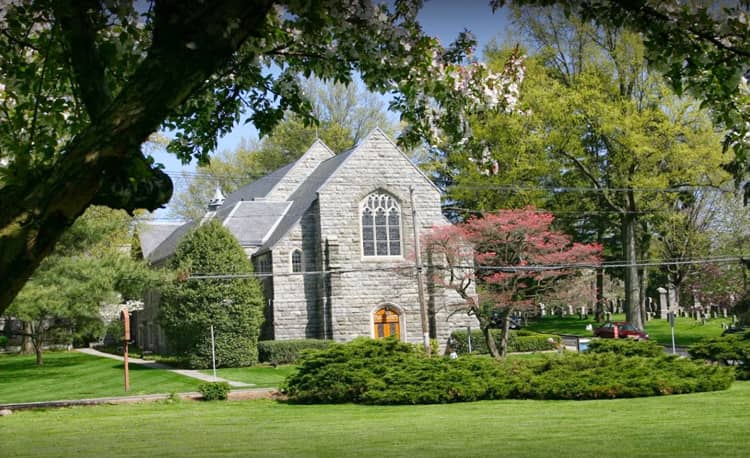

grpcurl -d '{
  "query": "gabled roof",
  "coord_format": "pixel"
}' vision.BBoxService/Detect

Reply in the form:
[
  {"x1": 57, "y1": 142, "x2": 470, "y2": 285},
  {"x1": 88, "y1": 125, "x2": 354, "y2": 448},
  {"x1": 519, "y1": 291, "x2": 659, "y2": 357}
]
[
  {"x1": 221, "y1": 161, "x2": 295, "y2": 208},
  {"x1": 144, "y1": 129, "x2": 437, "y2": 263},
  {"x1": 258, "y1": 147, "x2": 355, "y2": 252}
]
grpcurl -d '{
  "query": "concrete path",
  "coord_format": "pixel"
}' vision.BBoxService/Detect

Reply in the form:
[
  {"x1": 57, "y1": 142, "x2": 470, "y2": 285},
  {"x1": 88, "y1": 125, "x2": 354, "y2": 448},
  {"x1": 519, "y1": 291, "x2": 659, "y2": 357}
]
[{"x1": 76, "y1": 348, "x2": 253, "y2": 387}]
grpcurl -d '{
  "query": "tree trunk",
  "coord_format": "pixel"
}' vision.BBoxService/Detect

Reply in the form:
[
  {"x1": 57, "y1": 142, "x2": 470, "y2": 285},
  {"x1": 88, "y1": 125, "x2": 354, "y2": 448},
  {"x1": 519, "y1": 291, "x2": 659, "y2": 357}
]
[
  {"x1": 21, "y1": 321, "x2": 33, "y2": 354},
  {"x1": 500, "y1": 312, "x2": 512, "y2": 358},
  {"x1": 480, "y1": 316, "x2": 501, "y2": 359},
  {"x1": 0, "y1": 0, "x2": 275, "y2": 316},
  {"x1": 622, "y1": 211, "x2": 643, "y2": 329},
  {"x1": 639, "y1": 266, "x2": 649, "y2": 323},
  {"x1": 35, "y1": 345, "x2": 43, "y2": 366},
  {"x1": 595, "y1": 267, "x2": 605, "y2": 322}
]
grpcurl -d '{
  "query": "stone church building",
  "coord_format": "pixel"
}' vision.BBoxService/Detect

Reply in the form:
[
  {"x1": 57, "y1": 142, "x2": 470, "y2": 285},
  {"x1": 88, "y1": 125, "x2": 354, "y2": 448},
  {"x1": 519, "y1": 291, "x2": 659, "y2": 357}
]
[{"x1": 136, "y1": 129, "x2": 475, "y2": 352}]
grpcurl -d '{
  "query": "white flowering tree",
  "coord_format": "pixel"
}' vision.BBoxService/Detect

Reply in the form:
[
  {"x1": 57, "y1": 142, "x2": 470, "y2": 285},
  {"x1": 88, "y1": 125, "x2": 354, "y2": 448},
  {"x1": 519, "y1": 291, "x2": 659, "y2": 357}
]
[{"x1": 0, "y1": 0, "x2": 525, "y2": 314}]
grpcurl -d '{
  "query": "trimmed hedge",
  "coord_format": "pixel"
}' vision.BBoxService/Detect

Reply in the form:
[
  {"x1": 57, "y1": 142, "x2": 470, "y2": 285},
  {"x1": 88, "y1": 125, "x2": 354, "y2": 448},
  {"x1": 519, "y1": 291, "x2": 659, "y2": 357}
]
[
  {"x1": 450, "y1": 329, "x2": 560, "y2": 354},
  {"x1": 283, "y1": 338, "x2": 734, "y2": 404},
  {"x1": 258, "y1": 339, "x2": 336, "y2": 365},
  {"x1": 689, "y1": 331, "x2": 750, "y2": 379},
  {"x1": 586, "y1": 338, "x2": 665, "y2": 357}
]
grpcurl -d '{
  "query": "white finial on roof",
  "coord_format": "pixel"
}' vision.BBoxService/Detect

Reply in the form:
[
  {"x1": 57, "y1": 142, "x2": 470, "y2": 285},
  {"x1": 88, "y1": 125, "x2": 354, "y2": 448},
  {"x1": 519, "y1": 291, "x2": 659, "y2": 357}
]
[{"x1": 207, "y1": 186, "x2": 225, "y2": 211}]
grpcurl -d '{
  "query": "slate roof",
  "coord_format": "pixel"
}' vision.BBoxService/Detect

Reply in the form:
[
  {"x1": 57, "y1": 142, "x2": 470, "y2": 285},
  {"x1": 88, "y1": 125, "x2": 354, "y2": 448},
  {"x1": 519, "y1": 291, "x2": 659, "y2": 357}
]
[
  {"x1": 221, "y1": 162, "x2": 295, "y2": 207},
  {"x1": 137, "y1": 222, "x2": 183, "y2": 260},
  {"x1": 142, "y1": 130, "x2": 391, "y2": 263},
  {"x1": 223, "y1": 201, "x2": 292, "y2": 246},
  {"x1": 258, "y1": 147, "x2": 354, "y2": 253}
]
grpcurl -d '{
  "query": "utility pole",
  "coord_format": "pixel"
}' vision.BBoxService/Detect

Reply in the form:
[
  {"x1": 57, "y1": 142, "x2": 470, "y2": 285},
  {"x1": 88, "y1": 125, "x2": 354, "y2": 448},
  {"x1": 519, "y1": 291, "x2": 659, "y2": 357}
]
[{"x1": 410, "y1": 186, "x2": 431, "y2": 356}]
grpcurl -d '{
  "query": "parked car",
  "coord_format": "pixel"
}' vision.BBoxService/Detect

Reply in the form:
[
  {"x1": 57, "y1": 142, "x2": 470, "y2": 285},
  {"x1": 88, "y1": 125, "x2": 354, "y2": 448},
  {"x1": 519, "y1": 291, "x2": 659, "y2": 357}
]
[
  {"x1": 490, "y1": 312, "x2": 522, "y2": 330},
  {"x1": 593, "y1": 321, "x2": 649, "y2": 340}
]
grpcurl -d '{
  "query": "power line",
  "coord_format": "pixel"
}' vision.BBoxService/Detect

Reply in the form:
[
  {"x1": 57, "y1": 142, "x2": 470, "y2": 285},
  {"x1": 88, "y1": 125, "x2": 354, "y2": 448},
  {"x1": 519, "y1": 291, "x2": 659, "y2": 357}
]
[{"x1": 185, "y1": 254, "x2": 749, "y2": 280}]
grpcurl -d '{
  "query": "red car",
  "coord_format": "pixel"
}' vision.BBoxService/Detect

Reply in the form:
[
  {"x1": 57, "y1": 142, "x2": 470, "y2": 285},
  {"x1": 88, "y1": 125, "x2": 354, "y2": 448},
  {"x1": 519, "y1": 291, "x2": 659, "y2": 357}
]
[{"x1": 593, "y1": 321, "x2": 649, "y2": 340}]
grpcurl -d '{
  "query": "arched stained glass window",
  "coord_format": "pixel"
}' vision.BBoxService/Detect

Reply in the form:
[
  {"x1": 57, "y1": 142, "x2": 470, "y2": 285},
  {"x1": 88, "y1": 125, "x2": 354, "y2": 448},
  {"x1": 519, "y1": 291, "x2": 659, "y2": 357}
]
[{"x1": 361, "y1": 192, "x2": 401, "y2": 257}]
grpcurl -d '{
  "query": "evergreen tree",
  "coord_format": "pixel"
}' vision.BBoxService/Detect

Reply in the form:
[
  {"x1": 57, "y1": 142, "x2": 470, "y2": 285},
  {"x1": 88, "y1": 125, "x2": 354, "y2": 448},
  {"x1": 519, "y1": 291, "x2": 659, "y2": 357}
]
[{"x1": 159, "y1": 220, "x2": 264, "y2": 368}]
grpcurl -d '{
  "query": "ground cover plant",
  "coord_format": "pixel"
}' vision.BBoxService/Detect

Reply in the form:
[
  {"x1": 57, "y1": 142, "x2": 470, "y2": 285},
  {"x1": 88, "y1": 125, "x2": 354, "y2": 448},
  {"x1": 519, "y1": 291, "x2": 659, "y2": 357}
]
[
  {"x1": 2, "y1": 382, "x2": 750, "y2": 457},
  {"x1": 524, "y1": 314, "x2": 724, "y2": 346},
  {"x1": 585, "y1": 339, "x2": 665, "y2": 357},
  {"x1": 689, "y1": 331, "x2": 750, "y2": 380},
  {"x1": 0, "y1": 352, "x2": 201, "y2": 404},
  {"x1": 283, "y1": 338, "x2": 733, "y2": 404}
]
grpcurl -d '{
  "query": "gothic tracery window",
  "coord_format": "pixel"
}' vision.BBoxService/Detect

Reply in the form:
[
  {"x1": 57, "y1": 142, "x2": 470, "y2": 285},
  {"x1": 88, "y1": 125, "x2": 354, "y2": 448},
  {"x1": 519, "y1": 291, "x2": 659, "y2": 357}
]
[{"x1": 361, "y1": 191, "x2": 401, "y2": 257}]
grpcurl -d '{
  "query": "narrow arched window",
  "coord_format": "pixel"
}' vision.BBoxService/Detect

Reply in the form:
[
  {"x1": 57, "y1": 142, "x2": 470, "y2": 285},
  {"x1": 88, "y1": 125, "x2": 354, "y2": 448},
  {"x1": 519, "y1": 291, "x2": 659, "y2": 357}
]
[
  {"x1": 291, "y1": 249, "x2": 303, "y2": 273},
  {"x1": 361, "y1": 191, "x2": 401, "y2": 257}
]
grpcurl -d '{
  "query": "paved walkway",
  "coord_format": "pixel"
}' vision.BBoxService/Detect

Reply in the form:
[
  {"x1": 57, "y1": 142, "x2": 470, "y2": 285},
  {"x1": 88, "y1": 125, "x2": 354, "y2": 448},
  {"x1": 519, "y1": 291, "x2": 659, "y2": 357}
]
[{"x1": 76, "y1": 348, "x2": 253, "y2": 387}]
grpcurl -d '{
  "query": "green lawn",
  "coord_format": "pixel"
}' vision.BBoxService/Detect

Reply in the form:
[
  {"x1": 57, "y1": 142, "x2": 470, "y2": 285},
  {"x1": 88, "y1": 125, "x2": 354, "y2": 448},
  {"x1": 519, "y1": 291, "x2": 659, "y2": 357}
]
[
  {"x1": 524, "y1": 314, "x2": 725, "y2": 346},
  {"x1": 0, "y1": 352, "x2": 202, "y2": 404},
  {"x1": 200, "y1": 365, "x2": 297, "y2": 388},
  {"x1": 1, "y1": 382, "x2": 749, "y2": 457}
]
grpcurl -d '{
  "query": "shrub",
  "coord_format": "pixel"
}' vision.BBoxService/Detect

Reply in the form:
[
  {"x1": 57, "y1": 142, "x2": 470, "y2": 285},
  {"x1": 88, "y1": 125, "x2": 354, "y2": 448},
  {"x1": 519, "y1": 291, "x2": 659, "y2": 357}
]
[
  {"x1": 199, "y1": 382, "x2": 231, "y2": 401},
  {"x1": 586, "y1": 338, "x2": 664, "y2": 357},
  {"x1": 283, "y1": 338, "x2": 733, "y2": 404},
  {"x1": 0, "y1": 335, "x2": 7, "y2": 348},
  {"x1": 689, "y1": 332, "x2": 750, "y2": 379},
  {"x1": 258, "y1": 339, "x2": 336, "y2": 364},
  {"x1": 159, "y1": 220, "x2": 264, "y2": 369},
  {"x1": 450, "y1": 329, "x2": 560, "y2": 354}
]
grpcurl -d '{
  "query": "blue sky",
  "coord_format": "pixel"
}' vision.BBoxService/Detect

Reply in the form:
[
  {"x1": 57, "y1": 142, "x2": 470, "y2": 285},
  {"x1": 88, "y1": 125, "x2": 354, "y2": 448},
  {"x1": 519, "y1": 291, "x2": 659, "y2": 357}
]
[{"x1": 152, "y1": 1, "x2": 514, "y2": 211}]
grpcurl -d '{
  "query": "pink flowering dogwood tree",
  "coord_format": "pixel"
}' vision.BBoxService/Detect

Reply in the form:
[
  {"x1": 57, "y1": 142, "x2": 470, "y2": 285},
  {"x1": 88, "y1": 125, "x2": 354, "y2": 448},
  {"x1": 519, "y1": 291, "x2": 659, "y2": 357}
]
[{"x1": 424, "y1": 207, "x2": 601, "y2": 358}]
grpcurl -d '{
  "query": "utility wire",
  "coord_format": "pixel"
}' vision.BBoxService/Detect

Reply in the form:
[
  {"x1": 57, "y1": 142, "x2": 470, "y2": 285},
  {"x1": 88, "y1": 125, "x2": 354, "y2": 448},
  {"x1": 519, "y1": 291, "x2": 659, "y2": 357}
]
[{"x1": 185, "y1": 254, "x2": 750, "y2": 280}]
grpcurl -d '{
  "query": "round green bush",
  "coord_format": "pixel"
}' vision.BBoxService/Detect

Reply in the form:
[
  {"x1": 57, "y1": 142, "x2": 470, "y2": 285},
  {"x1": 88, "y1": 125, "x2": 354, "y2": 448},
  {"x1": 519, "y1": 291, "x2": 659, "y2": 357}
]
[{"x1": 199, "y1": 382, "x2": 231, "y2": 401}]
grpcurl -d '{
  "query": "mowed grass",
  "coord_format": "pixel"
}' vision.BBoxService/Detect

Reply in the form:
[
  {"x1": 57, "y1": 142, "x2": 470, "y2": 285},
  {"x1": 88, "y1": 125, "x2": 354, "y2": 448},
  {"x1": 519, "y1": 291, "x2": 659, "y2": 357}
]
[
  {"x1": 0, "y1": 352, "x2": 202, "y2": 404},
  {"x1": 200, "y1": 365, "x2": 297, "y2": 388},
  {"x1": 1, "y1": 382, "x2": 749, "y2": 457},
  {"x1": 524, "y1": 314, "x2": 725, "y2": 346}
]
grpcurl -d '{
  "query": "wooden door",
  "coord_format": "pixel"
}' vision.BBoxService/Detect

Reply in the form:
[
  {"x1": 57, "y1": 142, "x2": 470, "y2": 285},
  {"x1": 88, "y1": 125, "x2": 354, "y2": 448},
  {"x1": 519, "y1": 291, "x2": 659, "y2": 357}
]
[{"x1": 374, "y1": 307, "x2": 400, "y2": 339}]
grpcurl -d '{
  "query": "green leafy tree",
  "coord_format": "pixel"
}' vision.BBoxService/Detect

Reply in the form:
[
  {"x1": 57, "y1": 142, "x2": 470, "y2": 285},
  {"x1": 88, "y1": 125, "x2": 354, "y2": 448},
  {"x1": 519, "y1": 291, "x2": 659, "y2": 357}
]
[
  {"x1": 6, "y1": 207, "x2": 159, "y2": 365},
  {"x1": 496, "y1": 0, "x2": 750, "y2": 188},
  {"x1": 441, "y1": 11, "x2": 728, "y2": 329},
  {"x1": 159, "y1": 220, "x2": 264, "y2": 368},
  {"x1": 0, "y1": 0, "x2": 524, "y2": 315}
]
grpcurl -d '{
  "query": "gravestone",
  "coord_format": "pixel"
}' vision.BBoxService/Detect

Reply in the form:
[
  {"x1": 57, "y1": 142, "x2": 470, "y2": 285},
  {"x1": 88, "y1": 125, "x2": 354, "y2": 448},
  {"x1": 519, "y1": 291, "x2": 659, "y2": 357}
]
[{"x1": 657, "y1": 287, "x2": 668, "y2": 319}]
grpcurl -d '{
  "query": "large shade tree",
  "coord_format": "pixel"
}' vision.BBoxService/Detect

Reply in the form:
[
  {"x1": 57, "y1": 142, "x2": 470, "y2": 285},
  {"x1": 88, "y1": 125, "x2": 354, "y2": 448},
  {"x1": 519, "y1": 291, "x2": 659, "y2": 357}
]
[
  {"x1": 0, "y1": 0, "x2": 524, "y2": 315},
  {"x1": 423, "y1": 207, "x2": 601, "y2": 358},
  {"x1": 436, "y1": 9, "x2": 728, "y2": 330},
  {"x1": 496, "y1": 0, "x2": 750, "y2": 189}
]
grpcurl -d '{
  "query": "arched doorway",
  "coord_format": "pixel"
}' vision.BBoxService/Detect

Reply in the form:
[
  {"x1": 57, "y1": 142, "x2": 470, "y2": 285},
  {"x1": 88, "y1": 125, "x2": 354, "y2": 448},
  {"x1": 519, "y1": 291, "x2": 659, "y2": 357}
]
[{"x1": 373, "y1": 305, "x2": 401, "y2": 339}]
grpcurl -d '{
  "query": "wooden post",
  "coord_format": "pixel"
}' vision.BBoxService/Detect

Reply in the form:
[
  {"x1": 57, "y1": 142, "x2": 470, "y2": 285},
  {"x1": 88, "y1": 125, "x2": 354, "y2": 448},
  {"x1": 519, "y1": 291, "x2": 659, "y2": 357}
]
[{"x1": 121, "y1": 309, "x2": 130, "y2": 392}]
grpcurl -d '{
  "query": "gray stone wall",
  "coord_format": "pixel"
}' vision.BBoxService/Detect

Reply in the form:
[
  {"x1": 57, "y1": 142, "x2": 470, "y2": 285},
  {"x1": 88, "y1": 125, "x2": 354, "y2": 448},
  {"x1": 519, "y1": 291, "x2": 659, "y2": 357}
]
[
  {"x1": 316, "y1": 131, "x2": 476, "y2": 347},
  {"x1": 270, "y1": 200, "x2": 325, "y2": 340},
  {"x1": 267, "y1": 141, "x2": 334, "y2": 201}
]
